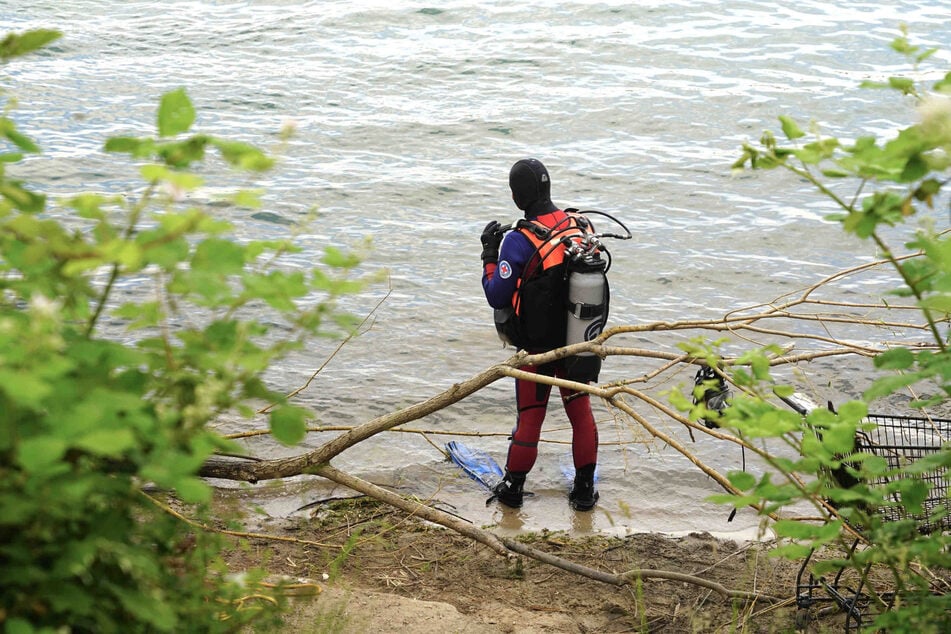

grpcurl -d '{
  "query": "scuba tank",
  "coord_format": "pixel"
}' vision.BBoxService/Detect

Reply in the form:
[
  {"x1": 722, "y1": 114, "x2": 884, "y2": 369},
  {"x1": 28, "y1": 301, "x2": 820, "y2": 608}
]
[
  {"x1": 563, "y1": 236, "x2": 608, "y2": 383},
  {"x1": 489, "y1": 209, "x2": 628, "y2": 383}
]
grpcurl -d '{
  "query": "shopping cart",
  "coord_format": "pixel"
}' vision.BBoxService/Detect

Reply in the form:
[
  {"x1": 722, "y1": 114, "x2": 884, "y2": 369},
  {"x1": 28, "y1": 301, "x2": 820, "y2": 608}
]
[{"x1": 790, "y1": 407, "x2": 951, "y2": 631}]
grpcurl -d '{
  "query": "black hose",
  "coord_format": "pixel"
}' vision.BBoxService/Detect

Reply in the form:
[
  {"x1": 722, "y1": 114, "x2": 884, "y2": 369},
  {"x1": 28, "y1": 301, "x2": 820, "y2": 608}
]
[{"x1": 576, "y1": 209, "x2": 633, "y2": 241}]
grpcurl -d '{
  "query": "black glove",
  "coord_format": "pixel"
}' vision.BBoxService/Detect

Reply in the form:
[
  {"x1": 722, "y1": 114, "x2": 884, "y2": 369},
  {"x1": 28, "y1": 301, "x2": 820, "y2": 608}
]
[{"x1": 480, "y1": 220, "x2": 503, "y2": 265}]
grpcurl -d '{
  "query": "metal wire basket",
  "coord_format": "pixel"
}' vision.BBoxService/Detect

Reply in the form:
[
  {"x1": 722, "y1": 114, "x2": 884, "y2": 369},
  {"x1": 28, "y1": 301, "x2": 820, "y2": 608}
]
[
  {"x1": 855, "y1": 413, "x2": 951, "y2": 534},
  {"x1": 796, "y1": 412, "x2": 951, "y2": 631}
]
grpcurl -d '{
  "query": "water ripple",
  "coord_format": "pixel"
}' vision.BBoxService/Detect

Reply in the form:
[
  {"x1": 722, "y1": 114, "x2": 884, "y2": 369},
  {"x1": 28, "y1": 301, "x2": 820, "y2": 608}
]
[{"x1": 6, "y1": 0, "x2": 951, "y2": 535}]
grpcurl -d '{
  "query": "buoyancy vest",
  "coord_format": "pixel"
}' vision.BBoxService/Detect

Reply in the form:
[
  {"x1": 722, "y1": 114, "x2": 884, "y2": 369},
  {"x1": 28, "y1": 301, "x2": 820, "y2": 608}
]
[{"x1": 501, "y1": 209, "x2": 595, "y2": 351}]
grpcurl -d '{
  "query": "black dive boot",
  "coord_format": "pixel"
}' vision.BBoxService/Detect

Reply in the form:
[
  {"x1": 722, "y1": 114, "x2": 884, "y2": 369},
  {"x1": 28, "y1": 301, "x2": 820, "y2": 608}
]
[
  {"x1": 569, "y1": 464, "x2": 599, "y2": 511},
  {"x1": 492, "y1": 471, "x2": 526, "y2": 508}
]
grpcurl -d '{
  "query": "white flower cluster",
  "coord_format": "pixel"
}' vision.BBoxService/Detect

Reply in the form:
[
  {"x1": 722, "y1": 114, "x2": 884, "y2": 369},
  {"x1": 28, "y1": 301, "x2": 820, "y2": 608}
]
[{"x1": 919, "y1": 95, "x2": 951, "y2": 147}]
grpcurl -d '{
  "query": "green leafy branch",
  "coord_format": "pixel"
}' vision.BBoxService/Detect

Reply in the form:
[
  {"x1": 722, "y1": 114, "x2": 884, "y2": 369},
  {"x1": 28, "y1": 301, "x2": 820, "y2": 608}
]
[
  {"x1": 1, "y1": 29, "x2": 375, "y2": 632},
  {"x1": 734, "y1": 30, "x2": 951, "y2": 401},
  {"x1": 718, "y1": 29, "x2": 951, "y2": 631}
]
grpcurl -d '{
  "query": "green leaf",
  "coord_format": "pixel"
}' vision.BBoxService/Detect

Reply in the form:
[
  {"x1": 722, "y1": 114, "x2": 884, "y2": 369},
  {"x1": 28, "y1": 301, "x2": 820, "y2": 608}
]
[
  {"x1": 706, "y1": 493, "x2": 761, "y2": 507},
  {"x1": 241, "y1": 270, "x2": 308, "y2": 311},
  {"x1": 173, "y1": 476, "x2": 211, "y2": 504},
  {"x1": 232, "y1": 189, "x2": 263, "y2": 209},
  {"x1": 113, "y1": 585, "x2": 178, "y2": 630},
  {"x1": 104, "y1": 136, "x2": 157, "y2": 159},
  {"x1": 895, "y1": 479, "x2": 930, "y2": 515},
  {"x1": 163, "y1": 169, "x2": 203, "y2": 192},
  {"x1": 778, "y1": 115, "x2": 805, "y2": 140},
  {"x1": 727, "y1": 470, "x2": 757, "y2": 491},
  {"x1": 836, "y1": 400, "x2": 868, "y2": 423},
  {"x1": 935, "y1": 71, "x2": 951, "y2": 93},
  {"x1": 142, "y1": 236, "x2": 190, "y2": 269},
  {"x1": 913, "y1": 178, "x2": 943, "y2": 202},
  {"x1": 1, "y1": 120, "x2": 40, "y2": 153},
  {"x1": 874, "y1": 348, "x2": 915, "y2": 370},
  {"x1": 750, "y1": 354, "x2": 771, "y2": 380},
  {"x1": 918, "y1": 294, "x2": 951, "y2": 315},
  {"x1": 192, "y1": 238, "x2": 245, "y2": 275},
  {"x1": 821, "y1": 421, "x2": 857, "y2": 455},
  {"x1": 140, "y1": 164, "x2": 171, "y2": 182},
  {"x1": 114, "y1": 301, "x2": 163, "y2": 329},
  {"x1": 0, "y1": 369, "x2": 52, "y2": 408},
  {"x1": 156, "y1": 136, "x2": 209, "y2": 168},
  {"x1": 0, "y1": 494, "x2": 37, "y2": 525},
  {"x1": 773, "y1": 519, "x2": 842, "y2": 543},
  {"x1": 171, "y1": 270, "x2": 233, "y2": 304},
  {"x1": 890, "y1": 33, "x2": 914, "y2": 55},
  {"x1": 0, "y1": 182, "x2": 46, "y2": 213},
  {"x1": 69, "y1": 193, "x2": 107, "y2": 219},
  {"x1": 209, "y1": 138, "x2": 273, "y2": 172},
  {"x1": 270, "y1": 405, "x2": 308, "y2": 445},
  {"x1": 17, "y1": 436, "x2": 68, "y2": 472},
  {"x1": 900, "y1": 155, "x2": 928, "y2": 182},
  {"x1": 887, "y1": 76, "x2": 915, "y2": 94},
  {"x1": 794, "y1": 138, "x2": 840, "y2": 165},
  {"x1": 820, "y1": 167, "x2": 851, "y2": 178},
  {"x1": 105, "y1": 136, "x2": 143, "y2": 153},
  {"x1": 3, "y1": 617, "x2": 36, "y2": 634},
  {"x1": 864, "y1": 372, "x2": 927, "y2": 400},
  {"x1": 904, "y1": 451, "x2": 951, "y2": 475},
  {"x1": 824, "y1": 481, "x2": 877, "y2": 505},
  {"x1": 772, "y1": 519, "x2": 818, "y2": 539},
  {"x1": 772, "y1": 385, "x2": 795, "y2": 398},
  {"x1": 668, "y1": 388, "x2": 692, "y2": 413},
  {"x1": 857, "y1": 454, "x2": 890, "y2": 478},
  {"x1": 0, "y1": 29, "x2": 61, "y2": 60},
  {"x1": 157, "y1": 88, "x2": 195, "y2": 137},
  {"x1": 74, "y1": 429, "x2": 137, "y2": 457},
  {"x1": 321, "y1": 246, "x2": 362, "y2": 269},
  {"x1": 859, "y1": 80, "x2": 891, "y2": 90}
]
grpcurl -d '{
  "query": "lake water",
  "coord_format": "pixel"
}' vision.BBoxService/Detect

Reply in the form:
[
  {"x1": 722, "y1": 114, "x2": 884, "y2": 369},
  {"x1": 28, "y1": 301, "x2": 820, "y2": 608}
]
[{"x1": 4, "y1": 0, "x2": 950, "y2": 539}]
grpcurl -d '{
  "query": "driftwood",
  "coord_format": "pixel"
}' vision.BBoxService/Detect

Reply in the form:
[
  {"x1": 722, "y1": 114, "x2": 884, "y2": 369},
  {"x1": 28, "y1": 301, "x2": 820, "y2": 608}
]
[
  {"x1": 501, "y1": 538, "x2": 783, "y2": 603},
  {"x1": 318, "y1": 465, "x2": 786, "y2": 603},
  {"x1": 190, "y1": 254, "x2": 939, "y2": 603}
]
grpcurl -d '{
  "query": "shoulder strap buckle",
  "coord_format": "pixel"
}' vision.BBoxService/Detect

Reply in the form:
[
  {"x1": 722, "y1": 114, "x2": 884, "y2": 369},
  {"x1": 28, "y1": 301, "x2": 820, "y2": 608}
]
[{"x1": 515, "y1": 218, "x2": 550, "y2": 240}]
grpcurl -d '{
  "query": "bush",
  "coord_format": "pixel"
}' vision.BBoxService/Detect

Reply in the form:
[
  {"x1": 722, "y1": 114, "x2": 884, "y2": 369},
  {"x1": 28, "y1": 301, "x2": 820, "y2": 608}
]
[
  {"x1": 692, "y1": 27, "x2": 951, "y2": 632},
  {"x1": 1, "y1": 30, "x2": 364, "y2": 632}
]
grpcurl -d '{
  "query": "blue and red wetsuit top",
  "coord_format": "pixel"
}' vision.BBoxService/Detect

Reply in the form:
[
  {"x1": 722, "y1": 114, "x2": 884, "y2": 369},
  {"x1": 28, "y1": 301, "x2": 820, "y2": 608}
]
[{"x1": 482, "y1": 209, "x2": 580, "y2": 312}]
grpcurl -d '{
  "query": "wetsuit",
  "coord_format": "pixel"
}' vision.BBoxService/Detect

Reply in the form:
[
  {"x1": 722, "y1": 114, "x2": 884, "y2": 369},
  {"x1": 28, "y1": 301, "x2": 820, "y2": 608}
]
[{"x1": 482, "y1": 200, "x2": 599, "y2": 475}]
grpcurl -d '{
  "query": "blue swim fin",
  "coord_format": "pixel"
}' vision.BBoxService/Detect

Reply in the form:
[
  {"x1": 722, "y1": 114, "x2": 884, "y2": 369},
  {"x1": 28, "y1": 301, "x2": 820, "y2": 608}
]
[{"x1": 445, "y1": 441, "x2": 503, "y2": 491}]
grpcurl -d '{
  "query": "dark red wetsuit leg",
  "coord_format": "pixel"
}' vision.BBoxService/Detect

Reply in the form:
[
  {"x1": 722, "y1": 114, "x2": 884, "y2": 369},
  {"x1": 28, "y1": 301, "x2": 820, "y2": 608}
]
[
  {"x1": 560, "y1": 385, "x2": 599, "y2": 469},
  {"x1": 505, "y1": 364, "x2": 552, "y2": 473},
  {"x1": 505, "y1": 363, "x2": 599, "y2": 473},
  {"x1": 553, "y1": 363, "x2": 598, "y2": 468}
]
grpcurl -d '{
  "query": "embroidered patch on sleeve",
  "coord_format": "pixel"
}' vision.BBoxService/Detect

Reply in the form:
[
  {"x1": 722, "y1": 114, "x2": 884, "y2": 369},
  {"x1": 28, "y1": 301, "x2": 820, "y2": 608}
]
[{"x1": 498, "y1": 261, "x2": 512, "y2": 279}]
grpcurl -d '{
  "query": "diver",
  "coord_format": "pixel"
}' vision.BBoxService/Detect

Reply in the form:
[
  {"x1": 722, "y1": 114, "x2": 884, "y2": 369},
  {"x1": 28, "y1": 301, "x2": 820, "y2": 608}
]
[{"x1": 480, "y1": 158, "x2": 600, "y2": 512}]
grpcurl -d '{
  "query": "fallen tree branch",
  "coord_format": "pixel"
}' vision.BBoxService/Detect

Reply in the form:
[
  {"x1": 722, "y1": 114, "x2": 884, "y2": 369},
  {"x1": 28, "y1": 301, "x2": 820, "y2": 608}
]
[
  {"x1": 143, "y1": 490, "x2": 337, "y2": 549},
  {"x1": 199, "y1": 358, "x2": 521, "y2": 482},
  {"x1": 191, "y1": 463, "x2": 787, "y2": 605},
  {"x1": 500, "y1": 538, "x2": 784, "y2": 604},
  {"x1": 187, "y1": 251, "x2": 940, "y2": 619},
  {"x1": 310, "y1": 464, "x2": 515, "y2": 560}
]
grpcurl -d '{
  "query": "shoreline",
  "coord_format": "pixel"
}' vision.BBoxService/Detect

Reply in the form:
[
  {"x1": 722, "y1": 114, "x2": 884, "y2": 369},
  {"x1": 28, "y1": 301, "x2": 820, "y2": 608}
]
[{"x1": 218, "y1": 494, "x2": 818, "y2": 633}]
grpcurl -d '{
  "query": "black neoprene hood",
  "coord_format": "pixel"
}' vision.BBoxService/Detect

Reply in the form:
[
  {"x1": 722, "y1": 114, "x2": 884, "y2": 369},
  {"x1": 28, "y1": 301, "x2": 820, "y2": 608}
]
[{"x1": 509, "y1": 158, "x2": 558, "y2": 218}]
